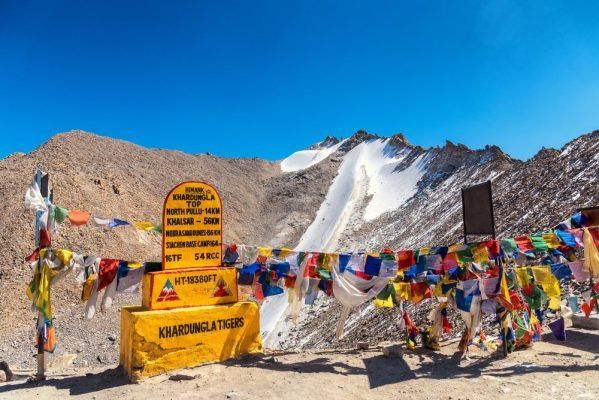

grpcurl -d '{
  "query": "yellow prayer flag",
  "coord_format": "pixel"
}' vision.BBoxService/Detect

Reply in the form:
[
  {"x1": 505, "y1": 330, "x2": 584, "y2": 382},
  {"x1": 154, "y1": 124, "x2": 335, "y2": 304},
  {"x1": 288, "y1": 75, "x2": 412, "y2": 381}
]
[
  {"x1": 542, "y1": 232, "x2": 561, "y2": 249},
  {"x1": 55, "y1": 249, "x2": 73, "y2": 266},
  {"x1": 322, "y1": 253, "x2": 338, "y2": 271},
  {"x1": 28, "y1": 261, "x2": 58, "y2": 320},
  {"x1": 374, "y1": 293, "x2": 394, "y2": 308},
  {"x1": 258, "y1": 247, "x2": 272, "y2": 258},
  {"x1": 514, "y1": 267, "x2": 530, "y2": 288},
  {"x1": 548, "y1": 296, "x2": 561, "y2": 311},
  {"x1": 500, "y1": 272, "x2": 510, "y2": 303},
  {"x1": 448, "y1": 243, "x2": 462, "y2": 253},
  {"x1": 393, "y1": 282, "x2": 411, "y2": 301},
  {"x1": 472, "y1": 245, "x2": 489, "y2": 264},
  {"x1": 278, "y1": 247, "x2": 293, "y2": 258},
  {"x1": 133, "y1": 221, "x2": 156, "y2": 231},
  {"x1": 531, "y1": 266, "x2": 561, "y2": 298},
  {"x1": 583, "y1": 228, "x2": 599, "y2": 277}
]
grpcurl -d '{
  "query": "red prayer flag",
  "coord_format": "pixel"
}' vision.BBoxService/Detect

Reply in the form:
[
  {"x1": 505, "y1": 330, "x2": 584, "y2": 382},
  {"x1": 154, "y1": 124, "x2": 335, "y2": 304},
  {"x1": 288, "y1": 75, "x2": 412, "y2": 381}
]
[
  {"x1": 253, "y1": 281, "x2": 265, "y2": 300},
  {"x1": 284, "y1": 275, "x2": 296, "y2": 289},
  {"x1": 521, "y1": 284, "x2": 534, "y2": 297},
  {"x1": 581, "y1": 299, "x2": 597, "y2": 317},
  {"x1": 484, "y1": 240, "x2": 500, "y2": 258},
  {"x1": 589, "y1": 227, "x2": 599, "y2": 247},
  {"x1": 442, "y1": 315, "x2": 452, "y2": 334},
  {"x1": 410, "y1": 282, "x2": 431, "y2": 304},
  {"x1": 442, "y1": 252, "x2": 458, "y2": 272},
  {"x1": 304, "y1": 254, "x2": 319, "y2": 278},
  {"x1": 396, "y1": 250, "x2": 415, "y2": 270},
  {"x1": 39, "y1": 229, "x2": 51, "y2": 248},
  {"x1": 97, "y1": 259, "x2": 119, "y2": 291},
  {"x1": 509, "y1": 291, "x2": 522, "y2": 310},
  {"x1": 25, "y1": 247, "x2": 41, "y2": 262},
  {"x1": 514, "y1": 235, "x2": 534, "y2": 252}
]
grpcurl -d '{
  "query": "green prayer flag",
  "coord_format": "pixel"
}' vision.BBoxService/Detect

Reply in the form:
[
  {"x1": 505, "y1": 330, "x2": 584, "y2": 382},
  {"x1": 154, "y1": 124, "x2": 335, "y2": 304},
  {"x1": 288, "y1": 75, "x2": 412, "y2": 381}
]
[
  {"x1": 456, "y1": 248, "x2": 473, "y2": 263},
  {"x1": 530, "y1": 235, "x2": 549, "y2": 251},
  {"x1": 52, "y1": 205, "x2": 69, "y2": 224},
  {"x1": 317, "y1": 252, "x2": 325, "y2": 267},
  {"x1": 298, "y1": 252, "x2": 307, "y2": 266},
  {"x1": 525, "y1": 285, "x2": 544, "y2": 310},
  {"x1": 316, "y1": 267, "x2": 331, "y2": 280},
  {"x1": 376, "y1": 283, "x2": 393, "y2": 300},
  {"x1": 500, "y1": 238, "x2": 518, "y2": 254}
]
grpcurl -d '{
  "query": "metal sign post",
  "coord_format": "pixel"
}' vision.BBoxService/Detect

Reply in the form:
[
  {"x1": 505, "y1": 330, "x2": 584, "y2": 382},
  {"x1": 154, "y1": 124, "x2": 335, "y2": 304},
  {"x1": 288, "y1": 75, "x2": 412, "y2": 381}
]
[
  {"x1": 460, "y1": 181, "x2": 503, "y2": 356},
  {"x1": 461, "y1": 180, "x2": 496, "y2": 243}
]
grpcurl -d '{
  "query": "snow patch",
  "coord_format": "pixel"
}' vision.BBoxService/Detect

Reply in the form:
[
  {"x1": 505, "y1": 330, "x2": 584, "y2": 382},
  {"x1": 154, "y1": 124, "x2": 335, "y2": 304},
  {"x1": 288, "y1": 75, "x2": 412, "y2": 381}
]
[
  {"x1": 295, "y1": 139, "x2": 425, "y2": 250},
  {"x1": 363, "y1": 151, "x2": 426, "y2": 221},
  {"x1": 280, "y1": 139, "x2": 346, "y2": 172},
  {"x1": 260, "y1": 292, "x2": 290, "y2": 347}
]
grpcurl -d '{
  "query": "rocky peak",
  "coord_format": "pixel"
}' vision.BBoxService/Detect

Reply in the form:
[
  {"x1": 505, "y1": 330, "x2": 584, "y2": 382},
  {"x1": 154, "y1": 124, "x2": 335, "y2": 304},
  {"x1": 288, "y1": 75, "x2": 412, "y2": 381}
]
[
  {"x1": 531, "y1": 147, "x2": 560, "y2": 162},
  {"x1": 308, "y1": 135, "x2": 341, "y2": 150},
  {"x1": 320, "y1": 136, "x2": 340, "y2": 148},
  {"x1": 480, "y1": 144, "x2": 516, "y2": 168},
  {"x1": 338, "y1": 130, "x2": 380, "y2": 152},
  {"x1": 432, "y1": 140, "x2": 474, "y2": 161},
  {"x1": 443, "y1": 139, "x2": 470, "y2": 151},
  {"x1": 388, "y1": 133, "x2": 412, "y2": 149},
  {"x1": 418, "y1": 140, "x2": 514, "y2": 188}
]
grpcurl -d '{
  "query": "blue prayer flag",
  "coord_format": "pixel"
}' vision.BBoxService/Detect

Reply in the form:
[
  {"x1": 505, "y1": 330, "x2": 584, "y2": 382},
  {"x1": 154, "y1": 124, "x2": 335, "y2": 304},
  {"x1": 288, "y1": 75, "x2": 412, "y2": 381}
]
[
  {"x1": 109, "y1": 219, "x2": 130, "y2": 228},
  {"x1": 338, "y1": 254, "x2": 350, "y2": 273},
  {"x1": 455, "y1": 288, "x2": 473, "y2": 312},
  {"x1": 551, "y1": 263, "x2": 572, "y2": 280},
  {"x1": 364, "y1": 255, "x2": 382, "y2": 276}
]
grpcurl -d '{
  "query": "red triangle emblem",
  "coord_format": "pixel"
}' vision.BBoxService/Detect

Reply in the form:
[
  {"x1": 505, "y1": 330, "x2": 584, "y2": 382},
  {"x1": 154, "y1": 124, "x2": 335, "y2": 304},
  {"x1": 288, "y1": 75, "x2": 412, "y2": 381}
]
[
  {"x1": 157, "y1": 278, "x2": 180, "y2": 302},
  {"x1": 213, "y1": 276, "x2": 231, "y2": 297}
]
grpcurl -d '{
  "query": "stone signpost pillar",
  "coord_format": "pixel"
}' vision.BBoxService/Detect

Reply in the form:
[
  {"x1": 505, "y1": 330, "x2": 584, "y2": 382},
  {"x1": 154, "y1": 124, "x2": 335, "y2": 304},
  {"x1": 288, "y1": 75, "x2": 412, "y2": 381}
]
[{"x1": 120, "y1": 182, "x2": 262, "y2": 381}]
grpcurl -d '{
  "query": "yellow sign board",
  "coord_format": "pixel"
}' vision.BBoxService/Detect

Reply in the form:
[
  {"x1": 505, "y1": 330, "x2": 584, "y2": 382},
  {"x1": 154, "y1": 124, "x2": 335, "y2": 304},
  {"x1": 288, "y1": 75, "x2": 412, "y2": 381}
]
[
  {"x1": 120, "y1": 302, "x2": 262, "y2": 381},
  {"x1": 142, "y1": 267, "x2": 238, "y2": 310},
  {"x1": 162, "y1": 182, "x2": 222, "y2": 270}
]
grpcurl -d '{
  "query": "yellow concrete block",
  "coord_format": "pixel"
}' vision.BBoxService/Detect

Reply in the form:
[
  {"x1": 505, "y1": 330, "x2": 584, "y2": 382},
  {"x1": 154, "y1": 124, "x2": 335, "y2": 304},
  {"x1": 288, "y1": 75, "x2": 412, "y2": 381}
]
[
  {"x1": 120, "y1": 302, "x2": 262, "y2": 381},
  {"x1": 142, "y1": 267, "x2": 238, "y2": 310}
]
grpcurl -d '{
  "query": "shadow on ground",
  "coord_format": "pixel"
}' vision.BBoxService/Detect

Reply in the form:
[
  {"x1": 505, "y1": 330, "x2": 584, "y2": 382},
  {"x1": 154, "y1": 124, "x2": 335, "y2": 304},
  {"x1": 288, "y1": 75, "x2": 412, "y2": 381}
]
[
  {"x1": 226, "y1": 328, "x2": 599, "y2": 389},
  {"x1": 1, "y1": 329, "x2": 597, "y2": 393},
  {"x1": 0, "y1": 367, "x2": 130, "y2": 396},
  {"x1": 541, "y1": 329, "x2": 599, "y2": 355}
]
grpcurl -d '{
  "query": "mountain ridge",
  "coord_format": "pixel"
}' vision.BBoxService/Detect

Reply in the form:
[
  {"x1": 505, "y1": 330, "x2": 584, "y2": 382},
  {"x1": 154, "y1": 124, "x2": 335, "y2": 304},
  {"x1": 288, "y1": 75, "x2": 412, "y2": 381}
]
[{"x1": 0, "y1": 128, "x2": 597, "y2": 365}]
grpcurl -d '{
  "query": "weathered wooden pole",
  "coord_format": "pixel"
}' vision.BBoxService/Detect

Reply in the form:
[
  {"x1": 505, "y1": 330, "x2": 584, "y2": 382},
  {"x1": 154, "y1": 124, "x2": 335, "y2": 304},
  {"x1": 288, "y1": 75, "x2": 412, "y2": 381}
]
[{"x1": 34, "y1": 169, "x2": 50, "y2": 380}]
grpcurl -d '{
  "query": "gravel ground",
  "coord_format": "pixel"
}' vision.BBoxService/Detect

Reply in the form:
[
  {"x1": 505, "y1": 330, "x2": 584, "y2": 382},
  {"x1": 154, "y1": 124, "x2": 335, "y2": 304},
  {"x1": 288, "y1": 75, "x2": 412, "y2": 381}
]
[{"x1": 2, "y1": 328, "x2": 598, "y2": 400}]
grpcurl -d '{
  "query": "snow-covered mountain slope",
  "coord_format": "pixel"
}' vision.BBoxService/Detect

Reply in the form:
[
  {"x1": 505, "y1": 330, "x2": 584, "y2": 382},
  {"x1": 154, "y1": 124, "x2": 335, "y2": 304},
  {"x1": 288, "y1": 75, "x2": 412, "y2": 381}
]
[
  {"x1": 295, "y1": 138, "x2": 426, "y2": 251},
  {"x1": 280, "y1": 137, "x2": 347, "y2": 172},
  {"x1": 261, "y1": 128, "x2": 599, "y2": 263},
  {"x1": 281, "y1": 129, "x2": 598, "y2": 254}
]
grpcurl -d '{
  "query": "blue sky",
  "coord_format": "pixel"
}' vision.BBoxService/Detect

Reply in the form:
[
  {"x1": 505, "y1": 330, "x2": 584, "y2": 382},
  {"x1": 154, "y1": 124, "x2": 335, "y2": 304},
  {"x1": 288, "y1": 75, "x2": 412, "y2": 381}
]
[{"x1": 1, "y1": 1, "x2": 598, "y2": 160}]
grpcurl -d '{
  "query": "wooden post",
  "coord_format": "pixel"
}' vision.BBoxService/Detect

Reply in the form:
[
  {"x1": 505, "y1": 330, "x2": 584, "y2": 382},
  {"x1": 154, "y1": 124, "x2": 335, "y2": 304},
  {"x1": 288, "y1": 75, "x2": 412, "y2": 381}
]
[{"x1": 34, "y1": 169, "x2": 49, "y2": 380}]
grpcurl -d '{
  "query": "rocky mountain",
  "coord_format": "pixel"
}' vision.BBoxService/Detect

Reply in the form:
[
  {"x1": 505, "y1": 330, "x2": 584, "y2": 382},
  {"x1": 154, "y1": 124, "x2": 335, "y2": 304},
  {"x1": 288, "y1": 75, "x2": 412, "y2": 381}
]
[
  {"x1": 270, "y1": 129, "x2": 599, "y2": 349},
  {"x1": 0, "y1": 129, "x2": 597, "y2": 366}
]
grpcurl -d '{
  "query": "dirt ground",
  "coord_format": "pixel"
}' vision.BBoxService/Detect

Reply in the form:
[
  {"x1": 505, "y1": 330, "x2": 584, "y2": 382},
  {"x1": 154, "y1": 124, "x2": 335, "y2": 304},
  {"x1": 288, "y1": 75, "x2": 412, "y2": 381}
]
[{"x1": 1, "y1": 328, "x2": 598, "y2": 400}]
